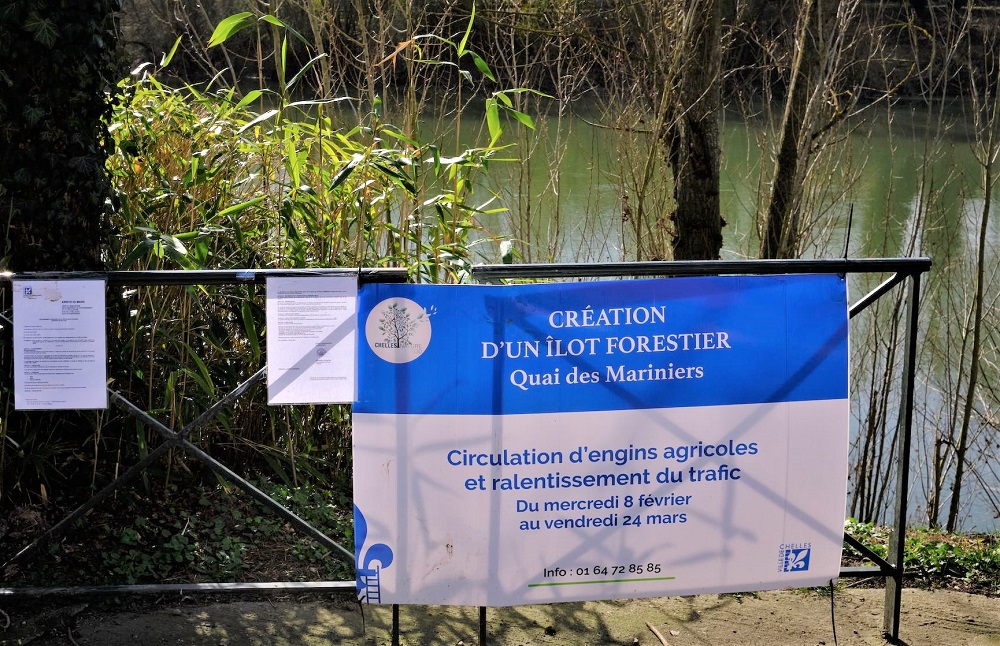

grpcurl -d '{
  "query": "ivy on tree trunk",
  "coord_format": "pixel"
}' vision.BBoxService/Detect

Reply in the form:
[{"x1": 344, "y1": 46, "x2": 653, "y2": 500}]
[
  {"x1": 0, "y1": 0, "x2": 121, "y2": 271},
  {"x1": 0, "y1": 0, "x2": 121, "y2": 509}
]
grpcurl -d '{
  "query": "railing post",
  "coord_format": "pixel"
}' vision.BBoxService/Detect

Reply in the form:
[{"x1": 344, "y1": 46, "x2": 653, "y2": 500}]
[
  {"x1": 883, "y1": 272, "x2": 920, "y2": 641},
  {"x1": 392, "y1": 604, "x2": 400, "y2": 646}
]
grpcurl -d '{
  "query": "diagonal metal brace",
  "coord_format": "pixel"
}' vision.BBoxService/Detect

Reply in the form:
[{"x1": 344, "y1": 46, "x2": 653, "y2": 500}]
[
  {"x1": 849, "y1": 272, "x2": 907, "y2": 319},
  {"x1": 3, "y1": 366, "x2": 354, "y2": 572},
  {"x1": 2, "y1": 440, "x2": 175, "y2": 572},
  {"x1": 842, "y1": 532, "x2": 896, "y2": 575},
  {"x1": 180, "y1": 440, "x2": 354, "y2": 563}
]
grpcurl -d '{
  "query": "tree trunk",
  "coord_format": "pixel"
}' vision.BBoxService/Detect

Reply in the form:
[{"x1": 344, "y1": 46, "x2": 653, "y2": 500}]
[
  {"x1": 0, "y1": 0, "x2": 120, "y2": 271},
  {"x1": 760, "y1": 0, "x2": 839, "y2": 259},
  {"x1": 947, "y1": 93, "x2": 996, "y2": 533},
  {"x1": 662, "y1": 0, "x2": 723, "y2": 261},
  {"x1": 0, "y1": 0, "x2": 121, "y2": 508}
]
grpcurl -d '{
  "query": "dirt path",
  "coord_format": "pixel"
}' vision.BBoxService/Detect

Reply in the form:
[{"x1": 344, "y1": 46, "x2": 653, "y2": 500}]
[{"x1": 3, "y1": 587, "x2": 998, "y2": 645}]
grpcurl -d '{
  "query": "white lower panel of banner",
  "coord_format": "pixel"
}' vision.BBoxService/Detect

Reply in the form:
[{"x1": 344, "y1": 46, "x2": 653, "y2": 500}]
[{"x1": 353, "y1": 398, "x2": 848, "y2": 607}]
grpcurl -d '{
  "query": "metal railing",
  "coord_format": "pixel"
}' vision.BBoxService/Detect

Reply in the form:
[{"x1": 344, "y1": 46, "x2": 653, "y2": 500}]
[
  {"x1": 0, "y1": 268, "x2": 404, "y2": 593},
  {"x1": 0, "y1": 258, "x2": 931, "y2": 645}
]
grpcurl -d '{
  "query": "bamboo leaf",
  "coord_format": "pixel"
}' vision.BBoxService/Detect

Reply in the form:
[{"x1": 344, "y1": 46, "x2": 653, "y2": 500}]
[
  {"x1": 429, "y1": 145, "x2": 442, "y2": 174},
  {"x1": 208, "y1": 12, "x2": 254, "y2": 48},
  {"x1": 418, "y1": 33, "x2": 456, "y2": 49},
  {"x1": 237, "y1": 108, "x2": 280, "y2": 134},
  {"x1": 217, "y1": 195, "x2": 267, "y2": 217},
  {"x1": 181, "y1": 156, "x2": 200, "y2": 186},
  {"x1": 378, "y1": 127, "x2": 420, "y2": 147},
  {"x1": 486, "y1": 98, "x2": 501, "y2": 144},
  {"x1": 160, "y1": 233, "x2": 202, "y2": 269},
  {"x1": 161, "y1": 36, "x2": 182, "y2": 67},
  {"x1": 118, "y1": 240, "x2": 154, "y2": 270},
  {"x1": 166, "y1": 370, "x2": 177, "y2": 406},
  {"x1": 160, "y1": 232, "x2": 188, "y2": 255},
  {"x1": 179, "y1": 366, "x2": 214, "y2": 398},
  {"x1": 130, "y1": 61, "x2": 153, "y2": 77},
  {"x1": 234, "y1": 89, "x2": 264, "y2": 110},
  {"x1": 241, "y1": 301, "x2": 261, "y2": 363},
  {"x1": 286, "y1": 96, "x2": 353, "y2": 109},
  {"x1": 181, "y1": 342, "x2": 215, "y2": 397},
  {"x1": 510, "y1": 109, "x2": 535, "y2": 130},
  {"x1": 378, "y1": 40, "x2": 413, "y2": 67},
  {"x1": 498, "y1": 87, "x2": 553, "y2": 99},
  {"x1": 469, "y1": 52, "x2": 496, "y2": 82},
  {"x1": 287, "y1": 54, "x2": 327, "y2": 93},
  {"x1": 285, "y1": 136, "x2": 301, "y2": 188},
  {"x1": 280, "y1": 35, "x2": 288, "y2": 88},
  {"x1": 259, "y1": 14, "x2": 310, "y2": 46},
  {"x1": 329, "y1": 156, "x2": 361, "y2": 191},
  {"x1": 457, "y1": 3, "x2": 476, "y2": 57}
]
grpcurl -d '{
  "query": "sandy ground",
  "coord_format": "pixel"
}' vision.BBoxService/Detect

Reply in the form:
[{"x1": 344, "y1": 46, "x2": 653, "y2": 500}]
[{"x1": 2, "y1": 587, "x2": 998, "y2": 646}]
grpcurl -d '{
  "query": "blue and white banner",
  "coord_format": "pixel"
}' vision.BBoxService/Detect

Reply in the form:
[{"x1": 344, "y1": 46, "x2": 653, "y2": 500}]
[{"x1": 353, "y1": 275, "x2": 849, "y2": 606}]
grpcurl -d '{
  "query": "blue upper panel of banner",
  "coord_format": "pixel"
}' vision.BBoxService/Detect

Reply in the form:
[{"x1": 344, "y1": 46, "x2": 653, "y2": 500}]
[{"x1": 355, "y1": 275, "x2": 848, "y2": 415}]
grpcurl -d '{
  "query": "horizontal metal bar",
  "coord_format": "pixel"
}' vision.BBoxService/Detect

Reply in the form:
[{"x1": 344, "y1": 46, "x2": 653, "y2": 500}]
[
  {"x1": 838, "y1": 566, "x2": 887, "y2": 578},
  {"x1": 0, "y1": 581, "x2": 355, "y2": 598},
  {"x1": 472, "y1": 258, "x2": 932, "y2": 281},
  {"x1": 0, "y1": 267, "x2": 408, "y2": 286}
]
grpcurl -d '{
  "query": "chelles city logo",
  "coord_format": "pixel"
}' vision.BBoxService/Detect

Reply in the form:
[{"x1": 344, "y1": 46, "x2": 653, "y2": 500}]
[{"x1": 365, "y1": 297, "x2": 432, "y2": 363}]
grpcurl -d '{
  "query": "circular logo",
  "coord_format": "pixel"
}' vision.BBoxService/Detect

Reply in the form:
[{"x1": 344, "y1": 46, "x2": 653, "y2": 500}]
[{"x1": 365, "y1": 297, "x2": 432, "y2": 363}]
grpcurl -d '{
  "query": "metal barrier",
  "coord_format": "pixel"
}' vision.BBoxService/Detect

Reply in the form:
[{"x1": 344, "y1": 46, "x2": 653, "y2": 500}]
[
  {"x1": 0, "y1": 258, "x2": 931, "y2": 645},
  {"x1": 0, "y1": 268, "x2": 403, "y2": 595}
]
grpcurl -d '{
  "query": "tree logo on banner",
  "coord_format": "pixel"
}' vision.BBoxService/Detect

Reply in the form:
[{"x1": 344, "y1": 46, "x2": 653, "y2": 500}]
[{"x1": 365, "y1": 297, "x2": 432, "y2": 363}]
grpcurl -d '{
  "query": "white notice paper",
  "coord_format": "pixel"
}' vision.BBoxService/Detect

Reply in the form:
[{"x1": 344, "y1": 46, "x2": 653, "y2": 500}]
[
  {"x1": 14, "y1": 280, "x2": 108, "y2": 410},
  {"x1": 266, "y1": 275, "x2": 358, "y2": 404}
]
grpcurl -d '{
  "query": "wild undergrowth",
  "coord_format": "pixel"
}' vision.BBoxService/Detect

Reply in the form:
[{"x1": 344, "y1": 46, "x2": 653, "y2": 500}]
[
  {"x1": 843, "y1": 519, "x2": 999, "y2": 596},
  {"x1": 2, "y1": 8, "x2": 533, "y2": 515},
  {"x1": 5, "y1": 504, "x2": 997, "y2": 593},
  {"x1": 3, "y1": 478, "x2": 356, "y2": 586}
]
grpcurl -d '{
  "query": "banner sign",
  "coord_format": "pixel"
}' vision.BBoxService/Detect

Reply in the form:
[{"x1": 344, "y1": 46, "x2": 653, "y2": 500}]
[{"x1": 353, "y1": 275, "x2": 849, "y2": 606}]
